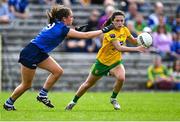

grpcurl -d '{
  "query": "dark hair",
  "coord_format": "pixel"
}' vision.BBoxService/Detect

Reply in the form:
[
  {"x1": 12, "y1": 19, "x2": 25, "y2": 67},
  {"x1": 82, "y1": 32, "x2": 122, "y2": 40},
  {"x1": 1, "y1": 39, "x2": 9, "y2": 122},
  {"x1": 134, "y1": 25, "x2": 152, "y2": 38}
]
[
  {"x1": 47, "y1": 5, "x2": 71, "y2": 24},
  {"x1": 173, "y1": 60, "x2": 180, "y2": 72},
  {"x1": 104, "y1": 10, "x2": 125, "y2": 27},
  {"x1": 157, "y1": 25, "x2": 167, "y2": 34}
]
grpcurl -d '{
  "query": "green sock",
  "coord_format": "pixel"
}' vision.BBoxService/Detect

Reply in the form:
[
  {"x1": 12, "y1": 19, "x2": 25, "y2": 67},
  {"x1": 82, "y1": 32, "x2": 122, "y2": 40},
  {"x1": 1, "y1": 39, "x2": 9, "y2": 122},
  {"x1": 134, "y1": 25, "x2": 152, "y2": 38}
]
[
  {"x1": 111, "y1": 91, "x2": 118, "y2": 98},
  {"x1": 72, "y1": 95, "x2": 80, "y2": 103}
]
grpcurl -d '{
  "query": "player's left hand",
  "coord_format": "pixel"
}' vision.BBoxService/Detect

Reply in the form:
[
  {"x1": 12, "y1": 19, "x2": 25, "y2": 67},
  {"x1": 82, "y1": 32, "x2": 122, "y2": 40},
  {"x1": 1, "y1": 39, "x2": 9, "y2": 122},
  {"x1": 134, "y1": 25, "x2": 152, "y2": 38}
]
[{"x1": 75, "y1": 24, "x2": 88, "y2": 31}]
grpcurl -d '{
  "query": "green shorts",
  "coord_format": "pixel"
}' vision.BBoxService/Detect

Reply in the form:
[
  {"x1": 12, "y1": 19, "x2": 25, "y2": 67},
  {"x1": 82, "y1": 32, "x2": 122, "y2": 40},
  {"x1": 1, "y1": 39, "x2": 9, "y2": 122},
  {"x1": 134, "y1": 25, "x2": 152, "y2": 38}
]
[{"x1": 90, "y1": 59, "x2": 123, "y2": 76}]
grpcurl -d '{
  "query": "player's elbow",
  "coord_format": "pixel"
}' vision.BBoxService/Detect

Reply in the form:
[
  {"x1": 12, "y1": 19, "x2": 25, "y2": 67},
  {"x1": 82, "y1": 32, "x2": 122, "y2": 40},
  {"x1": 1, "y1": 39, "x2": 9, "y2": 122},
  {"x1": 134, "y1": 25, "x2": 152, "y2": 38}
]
[{"x1": 116, "y1": 46, "x2": 125, "y2": 52}]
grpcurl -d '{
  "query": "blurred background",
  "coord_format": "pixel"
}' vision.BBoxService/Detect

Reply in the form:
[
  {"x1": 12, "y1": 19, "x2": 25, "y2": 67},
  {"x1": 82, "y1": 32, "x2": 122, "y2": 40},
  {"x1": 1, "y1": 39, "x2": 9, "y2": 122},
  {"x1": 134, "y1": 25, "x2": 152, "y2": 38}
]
[{"x1": 0, "y1": 0, "x2": 179, "y2": 92}]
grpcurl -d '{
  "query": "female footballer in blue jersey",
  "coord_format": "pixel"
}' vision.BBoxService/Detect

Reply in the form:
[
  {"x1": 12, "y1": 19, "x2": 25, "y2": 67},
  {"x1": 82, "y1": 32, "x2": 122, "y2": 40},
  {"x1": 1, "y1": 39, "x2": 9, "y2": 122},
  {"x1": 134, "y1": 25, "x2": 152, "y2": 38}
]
[{"x1": 3, "y1": 5, "x2": 114, "y2": 111}]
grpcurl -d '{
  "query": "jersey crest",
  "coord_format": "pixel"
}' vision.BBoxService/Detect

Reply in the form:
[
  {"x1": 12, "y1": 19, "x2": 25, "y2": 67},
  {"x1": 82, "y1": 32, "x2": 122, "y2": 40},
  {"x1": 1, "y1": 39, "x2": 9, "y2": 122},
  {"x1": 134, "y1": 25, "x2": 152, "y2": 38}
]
[{"x1": 109, "y1": 34, "x2": 116, "y2": 38}]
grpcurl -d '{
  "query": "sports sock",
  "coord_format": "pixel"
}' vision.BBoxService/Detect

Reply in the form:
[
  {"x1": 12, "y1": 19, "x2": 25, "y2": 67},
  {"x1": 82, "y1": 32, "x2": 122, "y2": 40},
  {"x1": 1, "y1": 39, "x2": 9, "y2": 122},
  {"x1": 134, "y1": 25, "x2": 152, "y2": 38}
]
[
  {"x1": 39, "y1": 88, "x2": 48, "y2": 97},
  {"x1": 72, "y1": 95, "x2": 80, "y2": 103},
  {"x1": 111, "y1": 91, "x2": 118, "y2": 99},
  {"x1": 6, "y1": 97, "x2": 15, "y2": 105}
]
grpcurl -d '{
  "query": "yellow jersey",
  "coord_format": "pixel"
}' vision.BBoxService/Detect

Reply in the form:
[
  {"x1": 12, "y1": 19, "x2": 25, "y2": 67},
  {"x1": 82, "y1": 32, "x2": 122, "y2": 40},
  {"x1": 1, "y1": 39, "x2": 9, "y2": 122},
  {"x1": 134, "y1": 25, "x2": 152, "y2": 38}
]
[
  {"x1": 96, "y1": 26, "x2": 131, "y2": 66},
  {"x1": 147, "y1": 65, "x2": 169, "y2": 81}
]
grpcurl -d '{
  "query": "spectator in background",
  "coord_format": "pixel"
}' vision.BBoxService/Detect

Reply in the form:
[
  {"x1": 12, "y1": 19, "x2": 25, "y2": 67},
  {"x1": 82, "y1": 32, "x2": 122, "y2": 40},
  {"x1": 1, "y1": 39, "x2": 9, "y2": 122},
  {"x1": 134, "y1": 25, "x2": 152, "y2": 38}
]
[
  {"x1": 98, "y1": 5, "x2": 115, "y2": 29},
  {"x1": 171, "y1": 31, "x2": 180, "y2": 60},
  {"x1": 152, "y1": 25, "x2": 173, "y2": 61},
  {"x1": 65, "y1": 9, "x2": 101, "y2": 53},
  {"x1": 134, "y1": 13, "x2": 147, "y2": 34},
  {"x1": 148, "y1": 1, "x2": 167, "y2": 29},
  {"x1": 119, "y1": 0, "x2": 129, "y2": 12},
  {"x1": 171, "y1": 60, "x2": 180, "y2": 90},
  {"x1": 126, "y1": 20, "x2": 137, "y2": 37},
  {"x1": 147, "y1": 56, "x2": 174, "y2": 90},
  {"x1": 172, "y1": 13, "x2": 180, "y2": 34},
  {"x1": 126, "y1": 20, "x2": 137, "y2": 47},
  {"x1": 171, "y1": 12, "x2": 180, "y2": 59},
  {"x1": 65, "y1": 23, "x2": 87, "y2": 52},
  {"x1": 85, "y1": 9, "x2": 101, "y2": 52},
  {"x1": 79, "y1": 0, "x2": 91, "y2": 6},
  {"x1": 79, "y1": 0, "x2": 112, "y2": 6},
  {"x1": 85, "y1": 9, "x2": 100, "y2": 32},
  {"x1": 119, "y1": 0, "x2": 146, "y2": 12},
  {"x1": 8, "y1": 0, "x2": 29, "y2": 19},
  {"x1": 38, "y1": 0, "x2": 76, "y2": 6},
  {"x1": 60, "y1": 0, "x2": 77, "y2": 6},
  {"x1": 103, "y1": 0, "x2": 115, "y2": 6},
  {"x1": 38, "y1": 0, "x2": 56, "y2": 5},
  {"x1": 65, "y1": 38, "x2": 87, "y2": 52},
  {"x1": 125, "y1": 2, "x2": 138, "y2": 22},
  {"x1": 0, "y1": 0, "x2": 10, "y2": 24},
  {"x1": 152, "y1": 13, "x2": 171, "y2": 33},
  {"x1": 91, "y1": 0, "x2": 104, "y2": 5}
]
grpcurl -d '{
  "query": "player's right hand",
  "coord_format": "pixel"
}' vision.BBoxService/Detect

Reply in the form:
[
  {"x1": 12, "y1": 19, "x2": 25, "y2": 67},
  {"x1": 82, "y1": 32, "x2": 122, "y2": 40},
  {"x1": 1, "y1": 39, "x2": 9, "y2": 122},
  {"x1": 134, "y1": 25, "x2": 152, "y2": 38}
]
[
  {"x1": 136, "y1": 45, "x2": 147, "y2": 53},
  {"x1": 75, "y1": 24, "x2": 88, "y2": 31}
]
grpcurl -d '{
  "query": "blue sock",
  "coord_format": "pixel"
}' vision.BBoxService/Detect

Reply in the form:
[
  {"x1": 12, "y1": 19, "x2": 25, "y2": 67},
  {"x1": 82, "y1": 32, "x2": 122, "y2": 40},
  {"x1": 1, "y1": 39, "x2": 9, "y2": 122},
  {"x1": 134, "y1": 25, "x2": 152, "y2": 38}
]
[
  {"x1": 6, "y1": 97, "x2": 15, "y2": 105},
  {"x1": 39, "y1": 88, "x2": 48, "y2": 97}
]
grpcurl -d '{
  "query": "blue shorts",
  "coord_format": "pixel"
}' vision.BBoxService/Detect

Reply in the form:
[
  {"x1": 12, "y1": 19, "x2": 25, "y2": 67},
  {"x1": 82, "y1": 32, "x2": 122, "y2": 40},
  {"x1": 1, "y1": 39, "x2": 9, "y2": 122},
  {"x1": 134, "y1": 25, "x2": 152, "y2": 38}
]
[{"x1": 18, "y1": 43, "x2": 49, "y2": 69}]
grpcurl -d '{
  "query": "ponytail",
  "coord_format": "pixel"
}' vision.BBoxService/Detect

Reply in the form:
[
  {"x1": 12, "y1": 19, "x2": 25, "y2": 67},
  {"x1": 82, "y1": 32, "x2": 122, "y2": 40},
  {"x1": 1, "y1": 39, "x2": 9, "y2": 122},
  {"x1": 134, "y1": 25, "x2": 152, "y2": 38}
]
[
  {"x1": 47, "y1": 10, "x2": 55, "y2": 24},
  {"x1": 104, "y1": 17, "x2": 112, "y2": 27}
]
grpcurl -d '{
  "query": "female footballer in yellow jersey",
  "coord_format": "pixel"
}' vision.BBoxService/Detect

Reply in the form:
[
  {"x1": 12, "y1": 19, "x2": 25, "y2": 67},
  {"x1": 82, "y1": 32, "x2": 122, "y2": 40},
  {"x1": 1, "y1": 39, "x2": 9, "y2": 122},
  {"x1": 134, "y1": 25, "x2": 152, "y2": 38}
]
[{"x1": 65, "y1": 10, "x2": 146, "y2": 110}]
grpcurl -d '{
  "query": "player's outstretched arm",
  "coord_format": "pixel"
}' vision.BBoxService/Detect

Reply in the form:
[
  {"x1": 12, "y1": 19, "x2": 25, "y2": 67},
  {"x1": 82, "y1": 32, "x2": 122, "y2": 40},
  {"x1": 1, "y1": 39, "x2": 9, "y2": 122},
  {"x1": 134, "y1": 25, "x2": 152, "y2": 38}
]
[{"x1": 67, "y1": 24, "x2": 114, "y2": 39}]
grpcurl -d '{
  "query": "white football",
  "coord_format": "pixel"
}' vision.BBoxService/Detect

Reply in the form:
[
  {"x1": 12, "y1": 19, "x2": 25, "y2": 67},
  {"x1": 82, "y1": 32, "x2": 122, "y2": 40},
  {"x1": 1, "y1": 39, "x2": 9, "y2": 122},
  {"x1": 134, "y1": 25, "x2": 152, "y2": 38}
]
[{"x1": 137, "y1": 32, "x2": 153, "y2": 48}]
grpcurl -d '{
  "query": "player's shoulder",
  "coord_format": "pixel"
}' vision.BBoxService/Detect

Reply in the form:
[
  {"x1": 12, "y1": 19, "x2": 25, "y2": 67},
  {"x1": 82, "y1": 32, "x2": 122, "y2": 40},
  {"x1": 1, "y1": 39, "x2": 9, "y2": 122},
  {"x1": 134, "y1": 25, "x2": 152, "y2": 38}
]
[
  {"x1": 104, "y1": 29, "x2": 117, "y2": 38},
  {"x1": 107, "y1": 29, "x2": 116, "y2": 33},
  {"x1": 54, "y1": 21, "x2": 67, "y2": 27},
  {"x1": 104, "y1": 29, "x2": 116, "y2": 35},
  {"x1": 121, "y1": 26, "x2": 131, "y2": 35},
  {"x1": 122, "y1": 26, "x2": 129, "y2": 31}
]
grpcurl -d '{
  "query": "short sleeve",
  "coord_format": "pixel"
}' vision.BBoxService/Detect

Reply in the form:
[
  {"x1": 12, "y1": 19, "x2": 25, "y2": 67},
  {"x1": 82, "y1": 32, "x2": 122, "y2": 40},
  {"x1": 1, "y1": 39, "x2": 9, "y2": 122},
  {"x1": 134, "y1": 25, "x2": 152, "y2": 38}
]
[
  {"x1": 124, "y1": 27, "x2": 131, "y2": 38},
  {"x1": 62, "y1": 25, "x2": 70, "y2": 37},
  {"x1": 104, "y1": 32, "x2": 117, "y2": 42}
]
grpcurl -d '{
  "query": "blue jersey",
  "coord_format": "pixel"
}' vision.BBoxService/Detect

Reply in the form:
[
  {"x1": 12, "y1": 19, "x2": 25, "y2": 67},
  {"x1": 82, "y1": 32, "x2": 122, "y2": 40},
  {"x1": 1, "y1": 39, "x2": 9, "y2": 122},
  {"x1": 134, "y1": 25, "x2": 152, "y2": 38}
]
[{"x1": 31, "y1": 21, "x2": 70, "y2": 53}]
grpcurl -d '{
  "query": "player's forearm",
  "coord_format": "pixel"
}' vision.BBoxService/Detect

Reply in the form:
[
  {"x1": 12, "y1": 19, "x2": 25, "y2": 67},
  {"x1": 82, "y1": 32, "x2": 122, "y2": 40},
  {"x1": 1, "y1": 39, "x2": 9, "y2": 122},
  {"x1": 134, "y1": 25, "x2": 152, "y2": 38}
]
[
  {"x1": 83, "y1": 30, "x2": 102, "y2": 39},
  {"x1": 116, "y1": 46, "x2": 139, "y2": 52},
  {"x1": 68, "y1": 29, "x2": 103, "y2": 39}
]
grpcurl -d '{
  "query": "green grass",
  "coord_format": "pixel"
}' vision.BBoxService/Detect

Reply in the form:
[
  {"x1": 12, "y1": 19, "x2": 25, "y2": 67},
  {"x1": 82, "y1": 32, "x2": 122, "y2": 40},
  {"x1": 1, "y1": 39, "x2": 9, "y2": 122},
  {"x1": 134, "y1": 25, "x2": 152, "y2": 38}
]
[{"x1": 1, "y1": 91, "x2": 180, "y2": 121}]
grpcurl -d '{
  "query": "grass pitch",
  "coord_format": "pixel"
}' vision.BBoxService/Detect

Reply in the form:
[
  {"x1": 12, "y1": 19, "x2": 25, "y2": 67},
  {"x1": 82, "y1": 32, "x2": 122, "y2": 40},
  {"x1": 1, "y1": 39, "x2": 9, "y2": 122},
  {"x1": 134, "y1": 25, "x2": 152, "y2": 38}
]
[{"x1": 1, "y1": 91, "x2": 180, "y2": 121}]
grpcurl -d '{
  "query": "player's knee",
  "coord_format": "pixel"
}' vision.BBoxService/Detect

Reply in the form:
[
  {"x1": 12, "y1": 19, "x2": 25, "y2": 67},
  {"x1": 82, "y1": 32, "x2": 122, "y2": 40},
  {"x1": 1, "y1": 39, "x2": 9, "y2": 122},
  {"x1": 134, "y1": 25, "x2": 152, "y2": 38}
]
[
  {"x1": 54, "y1": 68, "x2": 64, "y2": 78},
  {"x1": 21, "y1": 83, "x2": 31, "y2": 90},
  {"x1": 117, "y1": 76, "x2": 125, "y2": 82}
]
